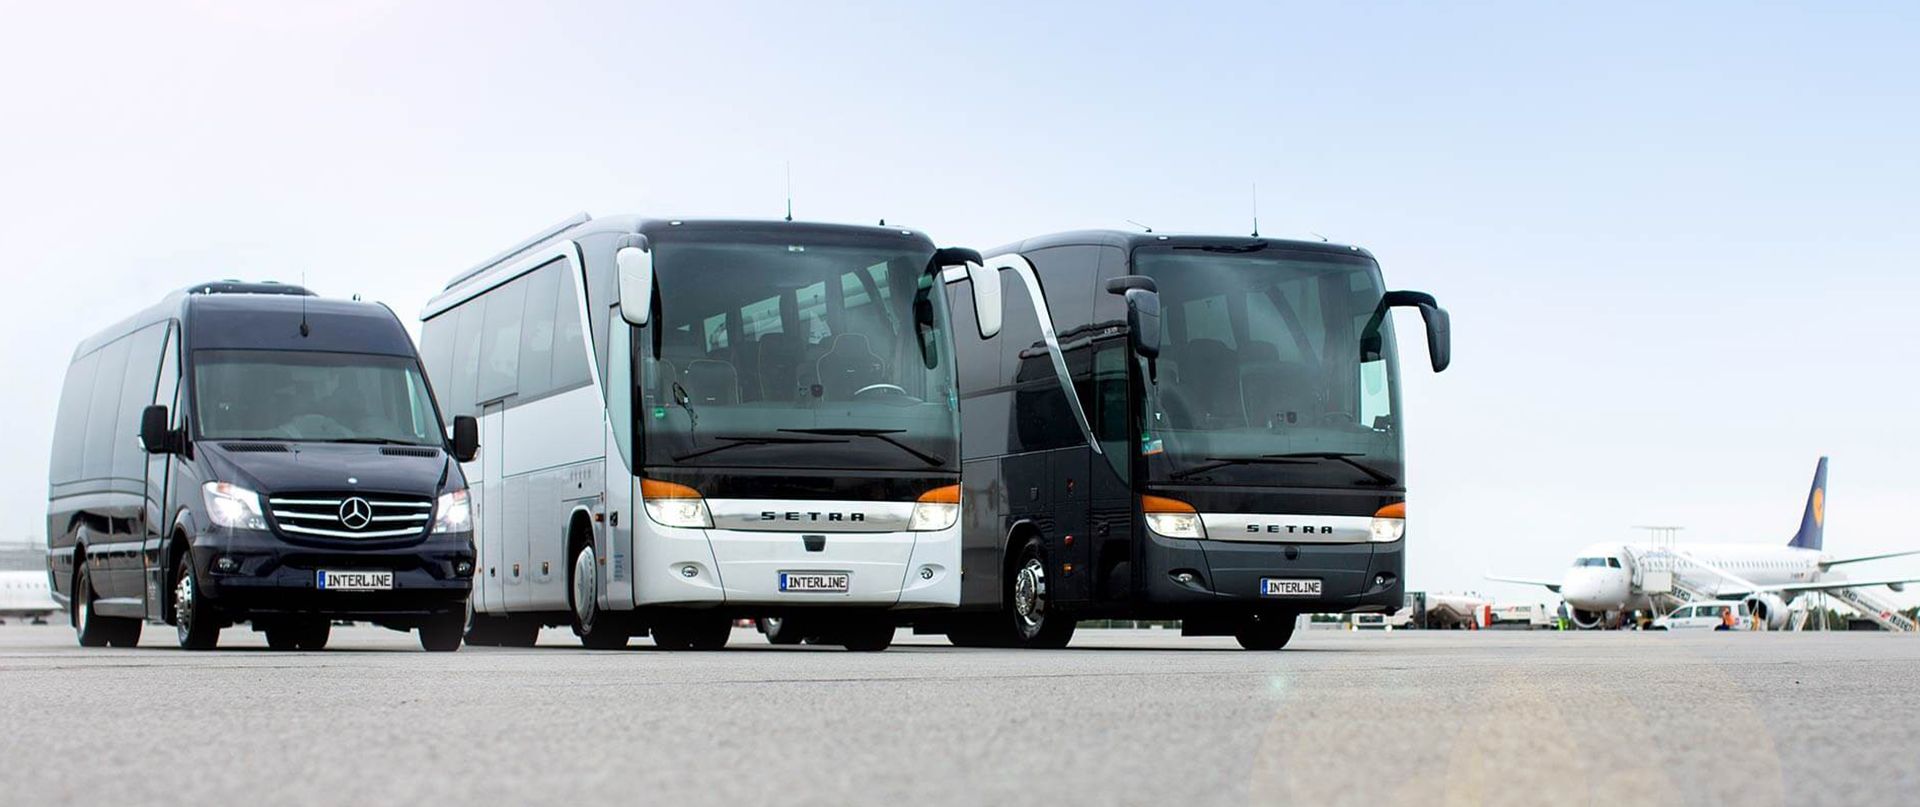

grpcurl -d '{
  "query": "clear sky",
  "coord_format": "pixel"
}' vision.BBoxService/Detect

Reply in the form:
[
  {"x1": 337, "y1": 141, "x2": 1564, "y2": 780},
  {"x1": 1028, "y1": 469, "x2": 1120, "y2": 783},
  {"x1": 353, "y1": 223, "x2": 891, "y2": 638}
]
[{"x1": 3, "y1": 2, "x2": 1915, "y2": 603}]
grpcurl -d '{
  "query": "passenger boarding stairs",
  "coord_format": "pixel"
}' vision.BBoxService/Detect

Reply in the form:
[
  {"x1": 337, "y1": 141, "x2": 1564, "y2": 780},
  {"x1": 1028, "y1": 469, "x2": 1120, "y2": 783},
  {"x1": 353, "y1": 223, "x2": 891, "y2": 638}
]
[
  {"x1": 1823, "y1": 585, "x2": 1918, "y2": 633},
  {"x1": 1627, "y1": 547, "x2": 1714, "y2": 613}
]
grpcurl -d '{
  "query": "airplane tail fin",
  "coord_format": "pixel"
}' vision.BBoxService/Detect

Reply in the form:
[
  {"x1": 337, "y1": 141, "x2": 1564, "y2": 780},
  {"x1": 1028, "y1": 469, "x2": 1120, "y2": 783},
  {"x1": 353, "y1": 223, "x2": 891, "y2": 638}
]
[{"x1": 1788, "y1": 456, "x2": 1828, "y2": 551}]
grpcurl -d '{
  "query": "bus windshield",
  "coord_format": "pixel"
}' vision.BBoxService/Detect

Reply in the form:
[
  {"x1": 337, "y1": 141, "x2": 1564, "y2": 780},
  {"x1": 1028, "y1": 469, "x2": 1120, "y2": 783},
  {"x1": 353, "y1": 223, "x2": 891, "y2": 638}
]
[
  {"x1": 193, "y1": 350, "x2": 443, "y2": 445},
  {"x1": 1134, "y1": 245, "x2": 1403, "y2": 488},
  {"x1": 640, "y1": 236, "x2": 958, "y2": 471}
]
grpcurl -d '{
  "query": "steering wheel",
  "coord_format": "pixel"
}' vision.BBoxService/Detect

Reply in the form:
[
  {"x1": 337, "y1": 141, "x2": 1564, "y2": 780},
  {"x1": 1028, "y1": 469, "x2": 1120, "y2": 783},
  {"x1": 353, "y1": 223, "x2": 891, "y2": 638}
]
[{"x1": 853, "y1": 383, "x2": 916, "y2": 402}]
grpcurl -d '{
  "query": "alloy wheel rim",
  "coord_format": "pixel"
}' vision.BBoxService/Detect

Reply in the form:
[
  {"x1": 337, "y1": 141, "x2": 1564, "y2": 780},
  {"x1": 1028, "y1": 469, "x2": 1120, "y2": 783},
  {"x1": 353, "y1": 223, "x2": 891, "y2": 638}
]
[
  {"x1": 573, "y1": 546, "x2": 597, "y2": 630},
  {"x1": 174, "y1": 571, "x2": 193, "y2": 643},
  {"x1": 1013, "y1": 557, "x2": 1047, "y2": 632}
]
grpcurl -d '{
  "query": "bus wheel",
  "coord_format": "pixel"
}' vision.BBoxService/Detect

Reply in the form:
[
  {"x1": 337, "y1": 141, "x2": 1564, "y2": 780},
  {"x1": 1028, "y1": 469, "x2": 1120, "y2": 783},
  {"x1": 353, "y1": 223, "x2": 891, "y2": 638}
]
[
  {"x1": 267, "y1": 620, "x2": 330, "y2": 651},
  {"x1": 1235, "y1": 612, "x2": 1297, "y2": 651},
  {"x1": 1008, "y1": 537, "x2": 1076, "y2": 649},
  {"x1": 651, "y1": 614, "x2": 731, "y2": 651},
  {"x1": 571, "y1": 542, "x2": 628, "y2": 649},
  {"x1": 758, "y1": 617, "x2": 806, "y2": 645},
  {"x1": 838, "y1": 619, "x2": 895, "y2": 652},
  {"x1": 172, "y1": 553, "x2": 220, "y2": 651},
  {"x1": 419, "y1": 611, "x2": 465, "y2": 652},
  {"x1": 73, "y1": 564, "x2": 136, "y2": 648}
]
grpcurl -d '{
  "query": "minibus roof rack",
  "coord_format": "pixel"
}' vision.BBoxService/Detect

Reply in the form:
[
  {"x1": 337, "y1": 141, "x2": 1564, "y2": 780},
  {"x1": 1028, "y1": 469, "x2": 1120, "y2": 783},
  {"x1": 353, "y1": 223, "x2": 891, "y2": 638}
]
[
  {"x1": 186, "y1": 280, "x2": 316, "y2": 296},
  {"x1": 445, "y1": 212, "x2": 593, "y2": 290}
]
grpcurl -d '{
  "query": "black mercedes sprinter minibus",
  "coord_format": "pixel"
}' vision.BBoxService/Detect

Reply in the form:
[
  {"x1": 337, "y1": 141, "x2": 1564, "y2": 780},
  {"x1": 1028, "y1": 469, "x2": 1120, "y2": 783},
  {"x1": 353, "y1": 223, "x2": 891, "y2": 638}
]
[{"x1": 46, "y1": 281, "x2": 479, "y2": 651}]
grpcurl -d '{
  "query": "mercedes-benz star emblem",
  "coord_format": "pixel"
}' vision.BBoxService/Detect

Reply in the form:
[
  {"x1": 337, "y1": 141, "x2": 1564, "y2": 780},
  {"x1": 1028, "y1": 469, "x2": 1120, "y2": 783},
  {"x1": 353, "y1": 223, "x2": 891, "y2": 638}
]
[{"x1": 338, "y1": 497, "x2": 374, "y2": 530}]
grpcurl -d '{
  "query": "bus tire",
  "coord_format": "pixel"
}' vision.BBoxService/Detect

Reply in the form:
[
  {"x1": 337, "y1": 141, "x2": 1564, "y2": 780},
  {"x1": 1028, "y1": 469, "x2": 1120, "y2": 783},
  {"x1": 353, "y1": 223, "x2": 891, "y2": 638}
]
[
  {"x1": 73, "y1": 563, "x2": 137, "y2": 648},
  {"x1": 172, "y1": 553, "x2": 220, "y2": 651},
  {"x1": 1008, "y1": 535, "x2": 1076, "y2": 649},
  {"x1": 651, "y1": 614, "x2": 731, "y2": 651},
  {"x1": 838, "y1": 620, "x2": 895, "y2": 652},
  {"x1": 758, "y1": 616, "x2": 806, "y2": 645},
  {"x1": 419, "y1": 611, "x2": 465, "y2": 652},
  {"x1": 1235, "y1": 612, "x2": 1297, "y2": 651},
  {"x1": 570, "y1": 541, "x2": 628, "y2": 649}
]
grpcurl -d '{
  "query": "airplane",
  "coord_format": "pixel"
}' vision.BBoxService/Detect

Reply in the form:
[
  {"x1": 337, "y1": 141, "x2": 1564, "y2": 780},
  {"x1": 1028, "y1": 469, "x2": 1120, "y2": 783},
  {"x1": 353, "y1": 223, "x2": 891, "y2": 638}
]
[
  {"x1": 0, "y1": 570, "x2": 61, "y2": 625},
  {"x1": 1489, "y1": 458, "x2": 1920, "y2": 630}
]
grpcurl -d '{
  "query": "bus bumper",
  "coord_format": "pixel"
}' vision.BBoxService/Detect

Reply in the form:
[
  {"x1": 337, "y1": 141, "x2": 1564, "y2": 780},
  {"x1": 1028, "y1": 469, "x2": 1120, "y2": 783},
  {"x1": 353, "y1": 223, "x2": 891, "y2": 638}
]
[
  {"x1": 633, "y1": 521, "x2": 961, "y2": 609},
  {"x1": 1142, "y1": 531, "x2": 1403, "y2": 614},
  {"x1": 190, "y1": 529, "x2": 473, "y2": 623}
]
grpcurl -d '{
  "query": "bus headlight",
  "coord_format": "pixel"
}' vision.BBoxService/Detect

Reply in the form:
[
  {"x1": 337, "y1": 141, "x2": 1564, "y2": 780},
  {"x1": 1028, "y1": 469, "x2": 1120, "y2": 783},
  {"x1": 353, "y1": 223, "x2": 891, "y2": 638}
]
[
  {"x1": 1370, "y1": 502, "x2": 1406, "y2": 542},
  {"x1": 1143, "y1": 495, "x2": 1205, "y2": 539},
  {"x1": 641, "y1": 478, "x2": 712, "y2": 529},
  {"x1": 432, "y1": 489, "x2": 471, "y2": 534},
  {"x1": 909, "y1": 485, "x2": 960, "y2": 532},
  {"x1": 203, "y1": 482, "x2": 266, "y2": 530}
]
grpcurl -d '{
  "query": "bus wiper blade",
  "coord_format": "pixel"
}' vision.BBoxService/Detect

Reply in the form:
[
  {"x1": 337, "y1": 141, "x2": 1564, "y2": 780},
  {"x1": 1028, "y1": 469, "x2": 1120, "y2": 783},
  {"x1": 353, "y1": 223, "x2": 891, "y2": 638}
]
[
  {"x1": 1168, "y1": 456, "x2": 1310, "y2": 480},
  {"x1": 778, "y1": 428, "x2": 947, "y2": 467},
  {"x1": 671, "y1": 434, "x2": 845, "y2": 463},
  {"x1": 322, "y1": 437, "x2": 430, "y2": 446},
  {"x1": 1261, "y1": 452, "x2": 1398, "y2": 485}
]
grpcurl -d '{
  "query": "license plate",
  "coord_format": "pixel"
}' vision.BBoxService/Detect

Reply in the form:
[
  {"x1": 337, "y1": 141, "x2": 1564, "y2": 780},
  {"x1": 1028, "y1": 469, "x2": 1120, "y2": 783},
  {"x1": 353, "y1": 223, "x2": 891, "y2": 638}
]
[
  {"x1": 317, "y1": 570, "x2": 394, "y2": 591},
  {"x1": 1261, "y1": 578, "x2": 1321, "y2": 597},
  {"x1": 779, "y1": 572, "x2": 850, "y2": 593}
]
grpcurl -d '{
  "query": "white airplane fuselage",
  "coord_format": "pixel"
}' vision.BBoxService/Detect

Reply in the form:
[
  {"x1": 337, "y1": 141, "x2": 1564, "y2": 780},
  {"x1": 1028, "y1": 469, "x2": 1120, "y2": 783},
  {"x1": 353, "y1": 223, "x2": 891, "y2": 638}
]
[
  {"x1": 1559, "y1": 542, "x2": 1826, "y2": 624},
  {"x1": 0, "y1": 570, "x2": 61, "y2": 621}
]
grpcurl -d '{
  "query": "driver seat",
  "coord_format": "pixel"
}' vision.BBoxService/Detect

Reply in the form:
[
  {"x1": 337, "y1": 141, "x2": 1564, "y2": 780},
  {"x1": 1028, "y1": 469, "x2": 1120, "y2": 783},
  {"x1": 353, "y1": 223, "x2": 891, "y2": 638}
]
[{"x1": 814, "y1": 333, "x2": 886, "y2": 400}]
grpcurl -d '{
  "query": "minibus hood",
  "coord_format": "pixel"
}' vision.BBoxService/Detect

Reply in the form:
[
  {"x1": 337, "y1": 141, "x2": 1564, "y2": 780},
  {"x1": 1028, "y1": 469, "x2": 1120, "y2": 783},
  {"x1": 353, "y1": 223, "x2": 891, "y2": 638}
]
[{"x1": 200, "y1": 441, "x2": 454, "y2": 496}]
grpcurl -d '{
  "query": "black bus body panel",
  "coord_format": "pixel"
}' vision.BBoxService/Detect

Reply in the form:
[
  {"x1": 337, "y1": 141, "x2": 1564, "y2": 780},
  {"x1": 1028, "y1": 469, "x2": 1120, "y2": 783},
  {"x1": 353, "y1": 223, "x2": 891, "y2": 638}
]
[{"x1": 46, "y1": 289, "x2": 473, "y2": 632}]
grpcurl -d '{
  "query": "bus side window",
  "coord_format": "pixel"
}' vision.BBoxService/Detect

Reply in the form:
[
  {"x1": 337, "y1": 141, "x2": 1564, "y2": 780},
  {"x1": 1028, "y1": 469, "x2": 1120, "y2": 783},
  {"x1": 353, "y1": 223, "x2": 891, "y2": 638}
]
[{"x1": 1092, "y1": 347, "x2": 1130, "y2": 481}]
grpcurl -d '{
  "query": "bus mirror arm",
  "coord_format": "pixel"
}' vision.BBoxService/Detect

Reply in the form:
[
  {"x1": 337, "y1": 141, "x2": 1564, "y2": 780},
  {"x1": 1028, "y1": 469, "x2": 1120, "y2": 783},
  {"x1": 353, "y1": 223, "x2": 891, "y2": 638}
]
[
  {"x1": 450, "y1": 415, "x2": 479, "y2": 463},
  {"x1": 140, "y1": 405, "x2": 177, "y2": 455},
  {"x1": 1381, "y1": 290, "x2": 1451, "y2": 373}
]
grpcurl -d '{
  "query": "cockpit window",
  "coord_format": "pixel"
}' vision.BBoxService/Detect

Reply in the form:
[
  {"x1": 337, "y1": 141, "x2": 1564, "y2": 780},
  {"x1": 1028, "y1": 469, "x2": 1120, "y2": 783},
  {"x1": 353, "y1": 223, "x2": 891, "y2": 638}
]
[
  {"x1": 1606, "y1": 558, "x2": 1622, "y2": 569},
  {"x1": 1574, "y1": 557, "x2": 1606, "y2": 567}
]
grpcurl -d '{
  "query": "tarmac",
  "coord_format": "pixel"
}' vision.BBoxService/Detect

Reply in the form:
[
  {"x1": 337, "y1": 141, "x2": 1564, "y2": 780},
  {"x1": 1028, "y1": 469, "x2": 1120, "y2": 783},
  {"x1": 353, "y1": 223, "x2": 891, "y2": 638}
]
[{"x1": 1, "y1": 623, "x2": 1915, "y2": 806}]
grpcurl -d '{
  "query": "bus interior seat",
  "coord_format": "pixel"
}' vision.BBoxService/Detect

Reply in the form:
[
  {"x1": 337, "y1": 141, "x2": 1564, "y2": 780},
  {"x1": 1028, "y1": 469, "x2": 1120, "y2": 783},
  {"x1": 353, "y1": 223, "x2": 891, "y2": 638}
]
[
  {"x1": 681, "y1": 359, "x2": 741, "y2": 405},
  {"x1": 753, "y1": 332, "x2": 802, "y2": 401},
  {"x1": 1180, "y1": 338, "x2": 1246, "y2": 427},
  {"x1": 815, "y1": 332, "x2": 887, "y2": 399}
]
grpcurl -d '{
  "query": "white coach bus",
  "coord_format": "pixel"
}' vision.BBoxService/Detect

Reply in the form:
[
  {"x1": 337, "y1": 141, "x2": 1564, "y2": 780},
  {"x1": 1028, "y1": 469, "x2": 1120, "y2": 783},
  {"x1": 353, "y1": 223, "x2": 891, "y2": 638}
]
[{"x1": 419, "y1": 214, "x2": 993, "y2": 650}]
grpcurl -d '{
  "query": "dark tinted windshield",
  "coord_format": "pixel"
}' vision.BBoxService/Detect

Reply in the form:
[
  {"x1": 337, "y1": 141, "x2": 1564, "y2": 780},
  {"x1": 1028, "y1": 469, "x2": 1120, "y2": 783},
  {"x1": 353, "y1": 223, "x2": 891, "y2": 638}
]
[
  {"x1": 640, "y1": 235, "x2": 958, "y2": 471},
  {"x1": 1135, "y1": 245, "x2": 1402, "y2": 487},
  {"x1": 193, "y1": 350, "x2": 442, "y2": 445}
]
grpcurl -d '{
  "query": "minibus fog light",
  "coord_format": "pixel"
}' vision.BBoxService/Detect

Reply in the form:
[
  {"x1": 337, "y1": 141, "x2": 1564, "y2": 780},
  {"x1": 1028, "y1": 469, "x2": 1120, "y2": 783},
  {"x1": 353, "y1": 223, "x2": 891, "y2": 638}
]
[
  {"x1": 454, "y1": 560, "x2": 474, "y2": 577},
  {"x1": 641, "y1": 479, "x2": 713, "y2": 529},
  {"x1": 909, "y1": 485, "x2": 960, "y2": 532},
  {"x1": 432, "y1": 489, "x2": 472, "y2": 534},
  {"x1": 202, "y1": 482, "x2": 266, "y2": 530},
  {"x1": 1142, "y1": 495, "x2": 1205, "y2": 539},
  {"x1": 213, "y1": 555, "x2": 240, "y2": 573},
  {"x1": 1369, "y1": 503, "x2": 1406, "y2": 543}
]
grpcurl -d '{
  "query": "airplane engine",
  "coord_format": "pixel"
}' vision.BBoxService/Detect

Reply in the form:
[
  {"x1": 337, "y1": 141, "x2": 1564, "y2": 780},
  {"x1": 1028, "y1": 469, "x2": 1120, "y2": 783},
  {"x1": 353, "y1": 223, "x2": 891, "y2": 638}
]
[
  {"x1": 1743, "y1": 593, "x2": 1791, "y2": 630},
  {"x1": 1570, "y1": 609, "x2": 1609, "y2": 629}
]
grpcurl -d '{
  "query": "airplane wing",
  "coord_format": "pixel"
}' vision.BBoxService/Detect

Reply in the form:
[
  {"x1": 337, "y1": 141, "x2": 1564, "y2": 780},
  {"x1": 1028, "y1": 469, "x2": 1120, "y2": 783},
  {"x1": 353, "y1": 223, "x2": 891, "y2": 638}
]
[
  {"x1": 1820, "y1": 549, "x2": 1920, "y2": 570},
  {"x1": 1755, "y1": 576, "x2": 1920, "y2": 595},
  {"x1": 1486, "y1": 573, "x2": 1561, "y2": 593}
]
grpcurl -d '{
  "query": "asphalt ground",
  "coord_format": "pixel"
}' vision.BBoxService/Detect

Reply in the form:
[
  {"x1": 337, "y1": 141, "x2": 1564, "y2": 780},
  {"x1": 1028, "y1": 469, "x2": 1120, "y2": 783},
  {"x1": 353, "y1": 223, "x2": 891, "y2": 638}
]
[{"x1": 0, "y1": 623, "x2": 1915, "y2": 806}]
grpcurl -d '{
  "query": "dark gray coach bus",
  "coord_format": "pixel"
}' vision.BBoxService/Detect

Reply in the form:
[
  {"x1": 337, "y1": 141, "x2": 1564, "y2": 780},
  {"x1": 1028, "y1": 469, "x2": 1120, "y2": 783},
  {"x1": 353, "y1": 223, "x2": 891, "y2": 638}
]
[
  {"x1": 46, "y1": 281, "x2": 479, "y2": 651},
  {"x1": 923, "y1": 231, "x2": 1451, "y2": 649}
]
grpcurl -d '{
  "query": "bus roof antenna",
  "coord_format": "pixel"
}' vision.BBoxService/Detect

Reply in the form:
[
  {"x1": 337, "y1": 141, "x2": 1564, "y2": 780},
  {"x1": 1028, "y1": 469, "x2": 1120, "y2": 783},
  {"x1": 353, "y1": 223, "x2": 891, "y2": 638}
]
[
  {"x1": 1251, "y1": 182, "x2": 1260, "y2": 237},
  {"x1": 298, "y1": 271, "x2": 310, "y2": 337},
  {"x1": 1125, "y1": 219, "x2": 1154, "y2": 233},
  {"x1": 784, "y1": 162, "x2": 793, "y2": 222}
]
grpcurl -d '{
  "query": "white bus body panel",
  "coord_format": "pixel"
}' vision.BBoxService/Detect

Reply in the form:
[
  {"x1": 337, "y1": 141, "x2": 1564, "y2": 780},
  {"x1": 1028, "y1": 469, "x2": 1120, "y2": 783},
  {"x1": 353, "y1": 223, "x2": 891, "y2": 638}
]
[{"x1": 629, "y1": 510, "x2": 961, "y2": 608}]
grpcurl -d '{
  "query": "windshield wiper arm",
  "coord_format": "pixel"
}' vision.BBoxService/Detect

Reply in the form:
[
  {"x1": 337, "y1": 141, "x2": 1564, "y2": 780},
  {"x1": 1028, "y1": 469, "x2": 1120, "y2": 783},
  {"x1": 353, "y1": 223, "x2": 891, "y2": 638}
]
[
  {"x1": 1168, "y1": 456, "x2": 1311, "y2": 480},
  {"x1": 322, "y1": 437, "x2": 431, "y2": 446},
  {"x1": 778, "y1": 428, "x2": 947, "y2": 467},
  {"x1": 1261, "y1": 452, "x2": 1399, "y2": 485},
  {"x1": 671, "y1": 434, "x2": 846, "y2": 463}
]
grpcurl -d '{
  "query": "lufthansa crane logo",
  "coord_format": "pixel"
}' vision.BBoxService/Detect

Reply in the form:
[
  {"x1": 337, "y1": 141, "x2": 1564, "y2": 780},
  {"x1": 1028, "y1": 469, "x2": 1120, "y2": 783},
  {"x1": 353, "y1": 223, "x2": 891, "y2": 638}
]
[
  {"x1": 1813, "y1": 489, "x2": 1824, "y2": 526},
  {"x1": 339, "y1": 497, "x2": 374, "y2": 530}
]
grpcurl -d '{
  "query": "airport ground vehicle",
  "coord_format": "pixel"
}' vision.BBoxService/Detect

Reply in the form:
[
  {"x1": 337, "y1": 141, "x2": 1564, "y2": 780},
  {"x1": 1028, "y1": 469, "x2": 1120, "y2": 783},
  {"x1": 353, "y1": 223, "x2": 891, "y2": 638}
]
[
  {"x1": 1651, "y1": 600, "x2": 1749, "y2": 630},
  {"x1": 918, "y1": 231, "x2": 1451, "y2": 650},
  {"x1": 419, "y1": 215, "x2": 987, "y2": 651},
  {"x1": 46, "y1": 282, "x2": 478, "y2": 651}
]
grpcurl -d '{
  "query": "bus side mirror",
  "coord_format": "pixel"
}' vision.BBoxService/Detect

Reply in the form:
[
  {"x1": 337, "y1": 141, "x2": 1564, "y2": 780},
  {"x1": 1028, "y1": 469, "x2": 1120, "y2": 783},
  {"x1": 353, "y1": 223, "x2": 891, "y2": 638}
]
[
  {"x1": 967, "y1": 261, "x2": 1002, "y2": 339},
  {"x1": 451, "y1": 415, "x2": 479, "y2": 463},
  {"x1": 1383, "y1": 290, "x2": 1451, "y2": 373},
  {"x1": 616, "y1": 235, "x2": 653, "y2": 327},
  {"x1": 1124, "y1": 288, "x2": 1161, "y2": 360},
  {"x1": 140, "y1": 405, "x2": 174, "y2": 455}
]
